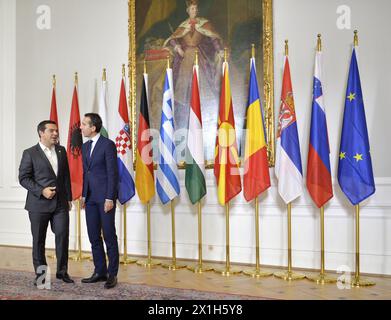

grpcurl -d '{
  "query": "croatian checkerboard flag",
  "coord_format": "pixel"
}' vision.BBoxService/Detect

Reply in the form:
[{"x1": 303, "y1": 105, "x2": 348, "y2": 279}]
[
  {"x1": 156, "y1": 68, "x2": 180, "y2": 204},
  {"x1": 275, "y1": 55, "x2": 303, "y2": 204},
  {"x1": 115, "y1": 77, "x2": 135, "y2": 204}
]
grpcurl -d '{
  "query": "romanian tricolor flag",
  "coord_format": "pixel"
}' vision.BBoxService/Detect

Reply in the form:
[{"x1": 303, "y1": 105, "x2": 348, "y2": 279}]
[
  {"x1": 135, "y1": 73, "x2": 155, "y2": 203},
  {"x1": 243, "y1": 57, "x2": 271, "y2": 201},
  {"x1": 214, "y1": 61, "x2": 242, "y2": 205}
]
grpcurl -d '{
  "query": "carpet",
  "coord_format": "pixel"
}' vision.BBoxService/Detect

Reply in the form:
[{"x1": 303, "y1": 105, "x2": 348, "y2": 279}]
[{"x1": 0, "y1": 269, "x2": 268, "y2": 300}]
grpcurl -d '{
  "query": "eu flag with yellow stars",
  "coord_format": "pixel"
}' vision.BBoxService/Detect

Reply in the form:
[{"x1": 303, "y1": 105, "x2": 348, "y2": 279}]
[{"x1": 338, "y1": 48, "x2": 375, "y2": 205}]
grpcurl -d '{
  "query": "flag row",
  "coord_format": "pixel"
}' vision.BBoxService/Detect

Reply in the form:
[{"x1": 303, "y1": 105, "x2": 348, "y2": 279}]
[{"x1": 51, "y1": 33, "x2": 375, "y2": 209}]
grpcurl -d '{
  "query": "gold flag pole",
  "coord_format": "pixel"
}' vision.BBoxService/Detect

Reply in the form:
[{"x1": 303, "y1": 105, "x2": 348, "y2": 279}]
[
  {"x1": 306, "y1": 34, "x2": 337, "y2": 285},
  {"x1": 69, "y1": 73, "x2": 89, "y2": 261},
  {"x1": 188, "y1": 202, "x2": 213, "y2": 273},
  {"x1": 69, "y1": 200, "x2": 90, "y2": 261},
  {"x1": 274, "y1": 202, "x2": 305, "y2": 280},
  {"x1": 162, "y1": 200, "x2": 187, "y2": 270},
  {"x1": 161, "y1": 56, "x2": 186, "y2": 271},
  {"x1": 215, "y1": 202, "x2": 242, "y2": 276},
  {"x1": 187, "y1": 50, "x2": 212, "y2": 273},
  {"x1": 120, "y1": 204, "x2": 137, "y2": 264},
  {"x1": 137, "y1": 201, "x2": 161, "y2": 267},
  {"x1": 243, "y1": 44, "x2": 272, "y2": 278},
  {"x1": 243, "y1": 197, "x2": 272, "y2": 277},
  {"x1": 48, "y1": 74, "x2": 57, "y2": 260},
  {"x1": 119, "y1": 64, "x2": 136, "y2": 265},
  {"x1": 136, "y1": 61, "x2": 160, "y2": 268},
  {"x1": 351, "y1": 204, "x2": 375, "y2": 287}
]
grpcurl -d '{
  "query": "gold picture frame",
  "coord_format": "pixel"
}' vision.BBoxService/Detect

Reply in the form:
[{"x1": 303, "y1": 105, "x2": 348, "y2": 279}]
[{"x1": 128, "y1": 0, "x2": 275, "y2": 168}]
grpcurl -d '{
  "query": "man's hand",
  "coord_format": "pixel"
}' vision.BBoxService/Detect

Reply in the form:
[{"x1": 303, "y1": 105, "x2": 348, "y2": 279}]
[
  {"x1": 104, "y1": 200, "x2": 114, "y2": 213},
  {"x1": 81, "y1": 197, "x2": 85, "y2": 209},
  {"x1": 42, "y1": 186, "x2": 56, "y2": 199},
  {"x1": 68, "y1": 201, "x2": 72, "y2": 211}
]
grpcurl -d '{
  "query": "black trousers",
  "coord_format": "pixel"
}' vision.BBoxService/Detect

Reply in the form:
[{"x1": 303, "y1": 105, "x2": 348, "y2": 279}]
[{"x1": 28, "y1": 202, "x2": 69, "y2": 276}]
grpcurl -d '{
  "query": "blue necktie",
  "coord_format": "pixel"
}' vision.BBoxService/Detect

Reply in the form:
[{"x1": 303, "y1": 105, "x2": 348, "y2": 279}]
[{"x1": 86, "y1": 140, "x2": 93, "y2": 163}]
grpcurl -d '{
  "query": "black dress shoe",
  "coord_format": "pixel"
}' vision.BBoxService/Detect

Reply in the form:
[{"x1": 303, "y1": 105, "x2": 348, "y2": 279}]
[
  {"x1": 104, "y1": 275, "x2": 117, "y2": 289},
  {"x1": 81, "y1": 272, "x2": 108, "y2": 283},
  {"x1": 56, "y1": 273, "x2": 74, "y2": 284}
]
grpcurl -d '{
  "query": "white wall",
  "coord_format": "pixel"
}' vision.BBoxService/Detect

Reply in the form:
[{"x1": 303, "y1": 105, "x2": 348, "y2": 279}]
[{"x1": 0, "y1": 0, "x2": 390, "y2": 276}]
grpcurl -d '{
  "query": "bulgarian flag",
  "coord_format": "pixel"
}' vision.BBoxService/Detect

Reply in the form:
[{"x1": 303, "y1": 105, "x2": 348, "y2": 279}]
[
  {"x1": 135, "y1": 73, "x2": 155, "y2": 203},
  {"x1": 185, "y1": 63, "x2": 206, "y2": 204},
  {"x1": 214, "y1": 61, "x2": 242, "y2": 205},
  {"x1": 99, "y1": 69, "x2": 109, "y2": 138}
]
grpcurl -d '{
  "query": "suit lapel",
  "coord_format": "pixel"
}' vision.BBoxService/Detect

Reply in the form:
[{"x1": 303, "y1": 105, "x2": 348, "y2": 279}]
[
  {"x1": 88, "y1": 135, "x2": 103, "y2": 168},
  {"x1": 54, "y1": 145, "x2": 62, "y2": 176},
  {"x1": 35, "y1": 144, "x2": 57, "y2": 178}
]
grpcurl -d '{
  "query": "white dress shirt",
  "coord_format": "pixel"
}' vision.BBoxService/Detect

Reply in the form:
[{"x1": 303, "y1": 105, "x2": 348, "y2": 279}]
[
  {"x1": 89, "y1": 133, "x2": 101, "y2": 156},
  {"x1": 39, "y1": 142, "x2": 58, "y2": 176}
]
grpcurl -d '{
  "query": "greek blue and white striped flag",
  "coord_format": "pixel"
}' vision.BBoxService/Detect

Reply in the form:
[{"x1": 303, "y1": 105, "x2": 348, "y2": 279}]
[{"x1": 156, "y1": 68, "x2": 180, "y2": 204}]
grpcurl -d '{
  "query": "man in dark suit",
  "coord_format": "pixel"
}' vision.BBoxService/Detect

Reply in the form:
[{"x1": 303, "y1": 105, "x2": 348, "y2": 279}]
[
  {"x1": 80, "y1": 113, "x2": 119, "y2": 289},
  {"x1": 19, "y1": 120, "x2": 74, "y2": 286}
]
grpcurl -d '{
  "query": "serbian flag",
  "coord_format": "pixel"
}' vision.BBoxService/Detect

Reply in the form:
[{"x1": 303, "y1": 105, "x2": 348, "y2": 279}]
[
  {"x1": 66, "y1": 85, "x2": 83, "y2": 200},
  {"x1": 185, "y1": 63, "x2": 206, "y2": 205},
  {"x1": 50, "y1": 79, "x2": 59, "y2": 141},
  {"x1": 214, "y1": 61, "x2": 242, "y2": 205},
  {"x1": 135, "y1": 73, "x2": 155, "y2": 203},
  {"x1": 115, "y1": 76, "x2": 135, "y2": 204},
  {"x1": 275, "y1": 55, "x2": 303, "y2": 204},
  {"x1": 307, "y1": 49, "x2": 333, "y2": 208},
  {"x1": 243, "y1": 57, "x2": 270, "y2": 201}
]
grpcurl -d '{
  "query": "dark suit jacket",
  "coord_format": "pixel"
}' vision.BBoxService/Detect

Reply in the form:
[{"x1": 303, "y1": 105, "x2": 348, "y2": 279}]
[
  {"x1": 18, "y1": 143, "x2": 72, "y2": 212},
  {"x1": 82, "y1": 135, "x2": 119, "y2": 203}
]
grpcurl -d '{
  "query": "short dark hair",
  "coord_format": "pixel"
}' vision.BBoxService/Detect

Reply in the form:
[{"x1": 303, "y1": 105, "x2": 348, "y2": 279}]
[
  {"x1": 37, "y1": 120, "x2": 57, "y2": 137},
  {"x1": 84, "y1": 113, "x2": 102, "y2": 133}
]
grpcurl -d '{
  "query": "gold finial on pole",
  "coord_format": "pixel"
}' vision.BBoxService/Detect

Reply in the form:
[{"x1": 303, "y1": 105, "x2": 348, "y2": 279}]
[
  {"x1": 354, "y1": 30, "x2": 358, "y2": 46},
  {"x1": 224, "y1": 48, "x2": 228, "y2": 62},
  {"x1": 195, "y1": 49, "x2": 199, "y2": 66},
  {"x1": 74, "y1": 72, "x2": 78, "y2": 85},
  {"x1": 102, "y1": 68, "x2": 106, "y2": 81},
  {"x1": 167, "y1": 56, "x2": 170, "y2": 69},
  {"x1": 284, "y1": 40, "x2": 289, "y2": 56},
  {"x1": 122, "y1": 64, "x2": 125, "y2": 78},
  {"x1": 52, "y1": 74, "x2": 56, "y2": 87},
  {"x1": 317, "y1": 34, "x2": 322, "y2": 52},
  {"x1": 143, "y1": 59, "x2": 147, "y2": 74},
  {"x1": 251, "y1": 43, "x2": 255, "y2": 58}
]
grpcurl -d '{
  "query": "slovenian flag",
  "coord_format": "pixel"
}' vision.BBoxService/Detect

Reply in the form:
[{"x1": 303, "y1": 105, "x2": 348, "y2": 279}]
[{"x1": 306, "y1": 48, "x2": 333, "y2": 208}]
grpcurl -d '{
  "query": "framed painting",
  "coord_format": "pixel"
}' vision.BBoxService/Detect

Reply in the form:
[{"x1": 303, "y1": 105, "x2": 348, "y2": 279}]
[{"x1": 128, "y1": 0, "x2": 275, "y2": 167}]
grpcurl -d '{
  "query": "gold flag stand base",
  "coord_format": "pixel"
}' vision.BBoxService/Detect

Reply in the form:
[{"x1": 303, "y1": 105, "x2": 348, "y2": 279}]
[
  {"x1": 214, "y1": 267, "x2": 242, "y2": 277},
  {"x1": 243, "y1": 268, "x2": 273, "y2": 278},
  {"x1": 274, "y1": 270, "x2": 305, "y2": 281},
  {"x1": 136, "y1": 259, "x2": 161, "y2": 268},
  {"x1": 350, "y1": 276, "x2": 376, "y2": 287},
  {"x1": 69, "y1": 251, "x2": 91, "y2": 262},
  {"x1": 306, "y1": 273, "x2": 337, "y2": 284},
  {"x1": 161, "y1": 261, "x2": 187, "y2": 271},
  {"x1": 120, "y1": 256, "x2": 138, "y2": 265},
  {"x1": 187, "y1": 263, "x2": 213, "y2": 274}
]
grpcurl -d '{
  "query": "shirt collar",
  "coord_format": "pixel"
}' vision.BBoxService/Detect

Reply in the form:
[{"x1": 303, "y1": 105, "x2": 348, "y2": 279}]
[
  {"x1": 39, "y1": 141, "x2": 55, "y2": 152},
  {"x1": 90, "y1": 133, "x2": 101, "y2": 144}
]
